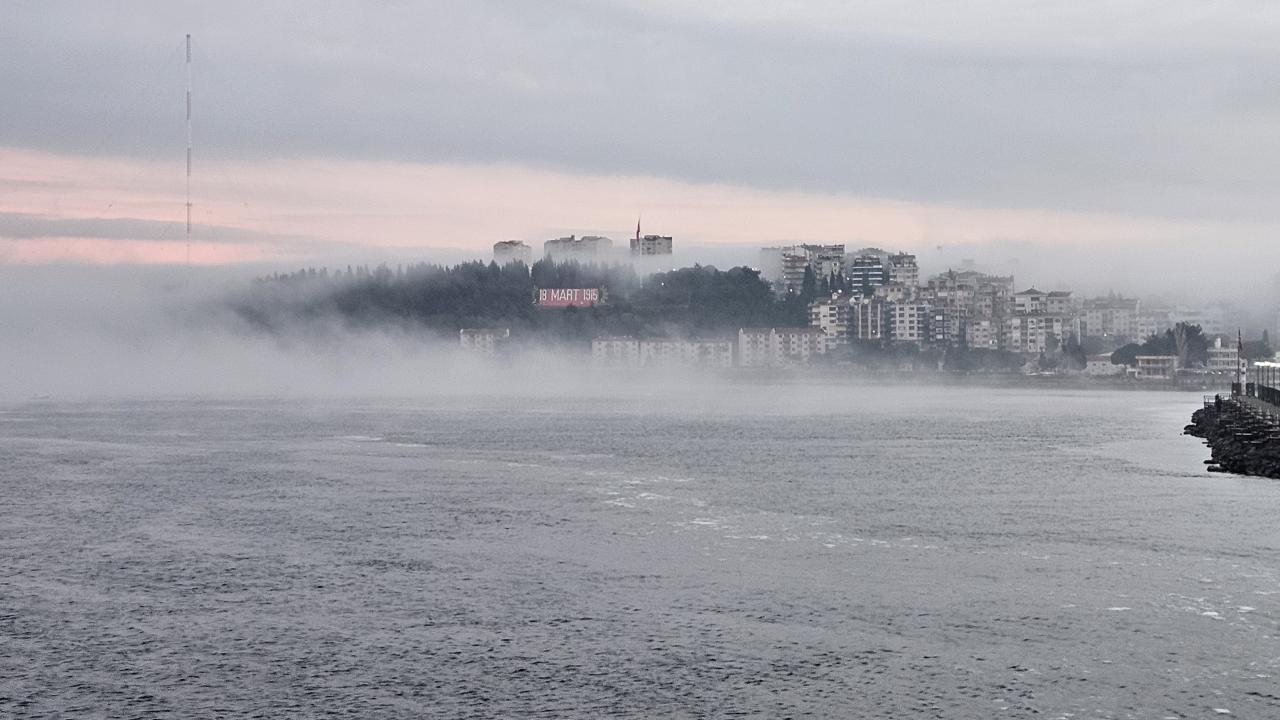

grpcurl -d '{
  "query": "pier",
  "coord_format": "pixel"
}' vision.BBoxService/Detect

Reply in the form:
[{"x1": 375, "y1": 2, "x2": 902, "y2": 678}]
[{"x1": 1185, "y1": 362, "x2": 1280, "y2": 478}]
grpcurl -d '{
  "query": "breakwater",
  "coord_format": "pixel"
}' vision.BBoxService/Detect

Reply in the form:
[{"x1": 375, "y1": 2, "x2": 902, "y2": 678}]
[{"x1": 1185, "y1": 395, "x2": 1280, "y2": 478}]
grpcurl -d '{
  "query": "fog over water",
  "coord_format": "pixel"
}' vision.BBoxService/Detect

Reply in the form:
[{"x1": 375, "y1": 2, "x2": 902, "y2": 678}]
[
  {"x1": 3, "y1": 387, "x2": 1279, "y2": 718},
  {"x1": 5, "y1": 263, "x2": 1280, "y2": 717},
  {"x1": 0, "y1": 257, "x2": 1273, "y2": 405}
]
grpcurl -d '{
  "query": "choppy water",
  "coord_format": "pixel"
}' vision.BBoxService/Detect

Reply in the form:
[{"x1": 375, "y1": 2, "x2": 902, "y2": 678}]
[{"x1": 2, "y1": 384, "x2": 1278, "y2": 718}]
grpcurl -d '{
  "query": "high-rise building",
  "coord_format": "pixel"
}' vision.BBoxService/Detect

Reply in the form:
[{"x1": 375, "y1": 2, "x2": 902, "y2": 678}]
[
  {"x1": 492, "y1": 240, "x2": 532, "y2": 265},
  {"x1": 848, "y1": 255, "x2": 889, "y2": 296},
  {"x1": 631, "y1": 234, "x2": 673, "y2": 256},
  {"x1": 544, "y1": 235, "x2": 612, "y2": 262},
  {"x1": 886, "y1": 252, "x2": 919, "y2": 290}
]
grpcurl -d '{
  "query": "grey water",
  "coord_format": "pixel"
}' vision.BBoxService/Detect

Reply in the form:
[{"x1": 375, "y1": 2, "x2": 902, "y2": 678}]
[{"x1": 2, "y1": 385, "x2": 1278, "y2": 718}]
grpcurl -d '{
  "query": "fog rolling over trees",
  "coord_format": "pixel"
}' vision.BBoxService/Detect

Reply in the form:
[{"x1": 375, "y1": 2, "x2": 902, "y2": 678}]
[
  {"x1": 231, "y1": 259, "x2": 810, "y2": 343},
  {"x1": 0, "y1": 263, "x2": 805, "y2": 402}
]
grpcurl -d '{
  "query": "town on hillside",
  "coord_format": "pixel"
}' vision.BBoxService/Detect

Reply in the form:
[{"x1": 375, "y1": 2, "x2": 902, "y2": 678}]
[{"x1": 464, "y1": 238, "x2": 1262, "y2": 381}]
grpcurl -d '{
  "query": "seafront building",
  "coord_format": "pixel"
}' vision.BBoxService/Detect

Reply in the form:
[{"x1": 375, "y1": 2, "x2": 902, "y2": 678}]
[
  {"x1": 590, "y1": 337, "x2": 733, "y2": 368},
  {"x1": 1207, "y1": 337, "x2": 1244, "y2": 374},
  {"x1": 460, "y1": 328, "x2": 510, "y2": 357},
  {"x1": 1136, "y1": 355, "x2": 1180, "y2": 380}
]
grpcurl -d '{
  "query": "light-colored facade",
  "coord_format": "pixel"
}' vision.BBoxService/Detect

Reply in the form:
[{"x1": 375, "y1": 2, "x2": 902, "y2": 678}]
[
  {"x1": 1012, "y1": 288, "x2": 1048, "y2": 315},
  {"x1": 1135, "y1": 355, "x2": 1179, "y2": 379},
  {"x1": 637, "y1": 338, "x2": 734, "y2": 368},
  {"x1": 1084, "y1": 296, "x2": 1140, "y2": 339},
  {"x1": 737, "y1": 327, "x2": 824, "y2": 367},
  {"x1": 965, "y1": 318, "x2": 1001, "y2": 350},
  {"x1": 492, "y1": 240, "x2": 532, "y2": 265},
  {"x1": 459, "y1": 328, "x2": 510, "y2": 357},
  {"x1": 1045, "y1": 291, "x2": 1074, "y2": 316},
  {"x1": 886, "y1": 252, "x2": 919, "y2": 290},
  {"x1": 872, "y1": 283, "x2": 912, "y2": 303},
  {"x1": 630, "y1": 234, "x2": 673, "y2": 256},
  {"x1": 544, "y1": 234, "x2": 612, "y2": 262},
  {"x1": 890, "y1": 302, "x2": 928, "y2": 344},
  {"x1": 737, "y1": 329, "x2": 774, "y2": 368},
  {"x1": 809, "y1": 294, "x2": 852, "y2": 351},
  {"x1": 772, "y1": 328, "x2": 823, "y2": 365},
  {"x1": 596, "y1": 335, "x2": 737, "y2": 366},
  {"x1": 1085, "y1": 355, "x2": 1124, "y2": 376},
  {"x1": 1005, "y1": 314, "x2": 1071, "y2": 354},
  {"x1": 591, "y1": 336, "x2": 641, "y2": 367},
  {"x1": 1207, "y1": 337, "x2": 1244, "y2": 373}
]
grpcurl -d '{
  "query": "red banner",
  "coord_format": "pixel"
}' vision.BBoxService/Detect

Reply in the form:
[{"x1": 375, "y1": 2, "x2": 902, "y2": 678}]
[{"x1": 537, "y1": 288, "x2": 600, "y2": 307}]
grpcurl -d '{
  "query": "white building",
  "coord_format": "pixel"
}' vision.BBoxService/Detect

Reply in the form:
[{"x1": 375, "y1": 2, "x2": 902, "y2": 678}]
[
  {"x1": 639, "y1": 338, "x2": 734, "y2": 368},
  {"x1": 1207, "y1": 337, "x2": 1244, "y2": 374},
  {"x1": 1083, "y1": 296, "x2": 1140, "y2": 339},
  {"x1": 737, "y1": 329, "x2": 774, "y2": 368},
  {"x1": 809, "y1": 294, "x2": 852, "y2": 351},
  {"x1": 737, "y1": 327, "x2": 823, "y2": 367},
  {"x1": 1005, "y1": 315, "x2": 1072, "y2": 354},
  {"x1": 544, "y1": 235, "x2": 612, "y2": 262},
  {"x1": 760, "y1": 244, "x2": 848, "y2": 294},
  {"x1": 1012, "y1": 288, "x2": 1048, "y2": 315},
  {"x1": 1136, "y1": 355, "x2": 1179, "y2": 379},
  {"x1": 771, "y1": 327, "x2": 823, "y2": 365},
  {"x1": 459, "y1": 328, "x2": 510, "y2": 357},
  {"x1": 890, "y1": 302, "x2": 928, "y2": 344},
  {"x1": 592, "y1": 336, "x2": 641, "y2": 367}
]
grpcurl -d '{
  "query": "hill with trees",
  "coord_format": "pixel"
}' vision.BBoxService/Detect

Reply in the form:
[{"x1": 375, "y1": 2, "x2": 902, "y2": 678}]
[{"x1": 230, "y1": 259, "x2": 810, "y2": 343}]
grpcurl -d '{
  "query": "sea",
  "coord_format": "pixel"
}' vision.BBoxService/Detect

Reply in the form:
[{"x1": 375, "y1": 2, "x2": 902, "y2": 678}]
[{"x1": 2, "y1": 383, "x2": 1278, "y2": 719}]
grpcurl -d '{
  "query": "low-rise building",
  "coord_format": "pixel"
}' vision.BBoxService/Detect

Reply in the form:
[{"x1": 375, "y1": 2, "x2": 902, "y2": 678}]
[
  {"x1": 639, "y1": 338, "x2": 734, "y2": 368},
  {"x1": 459, "y1": 328, "x2": 509, "y2": 357},
  {"x1": 591, "y1": 336, "x2": 641, "y2": 367},
  {"x1": 1207, "y1": 337, "x2": 1244, "y2": 374},
  {"x1": 1135, "y1": 355, "x2": 1179, "y2": 379},
  {"x1": 1085, "y1": 354, "x2": 1124, "y2": 376}
]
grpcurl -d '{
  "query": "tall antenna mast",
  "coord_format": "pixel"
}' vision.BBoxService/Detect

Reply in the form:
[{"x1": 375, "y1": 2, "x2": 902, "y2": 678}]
[{"x1": 185, "y1": 33, "x2": 192, "y2": 265}]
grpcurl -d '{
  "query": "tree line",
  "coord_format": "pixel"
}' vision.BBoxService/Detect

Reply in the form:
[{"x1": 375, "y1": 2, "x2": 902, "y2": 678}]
[{"x1": 231, "y1": 259, "x2": 811, "y2": 342}]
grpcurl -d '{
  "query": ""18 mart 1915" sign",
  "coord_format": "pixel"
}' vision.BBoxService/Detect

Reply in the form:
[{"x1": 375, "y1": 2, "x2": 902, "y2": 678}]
[{"x1": 537, "y1": 288, "x2": 601, "y2": 307}]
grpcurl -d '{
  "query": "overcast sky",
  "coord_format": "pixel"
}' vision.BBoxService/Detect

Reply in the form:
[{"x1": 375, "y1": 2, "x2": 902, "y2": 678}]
[{"x1": 3, "y1": 1, "x2": 1280, "y2": 297}]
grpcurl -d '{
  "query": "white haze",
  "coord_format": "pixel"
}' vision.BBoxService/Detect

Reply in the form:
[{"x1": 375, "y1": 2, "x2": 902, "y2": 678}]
[
  {"x1": 1, "y1": 252, "x2": 1275, "y2": 404},
  {"x1": 0, "y1": 264, "x2": 756, "y2": 404}
]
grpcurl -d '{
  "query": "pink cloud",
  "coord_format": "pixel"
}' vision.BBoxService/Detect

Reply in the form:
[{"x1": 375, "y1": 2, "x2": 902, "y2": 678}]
[{"x1": 0, "y1": 145, "x2": 1245, "y2": 266}]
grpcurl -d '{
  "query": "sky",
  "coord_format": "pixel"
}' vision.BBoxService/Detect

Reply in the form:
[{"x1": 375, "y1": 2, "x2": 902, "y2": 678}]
[{"x1": 3, "y1": 1, "x2": 1280, "y2": 297}]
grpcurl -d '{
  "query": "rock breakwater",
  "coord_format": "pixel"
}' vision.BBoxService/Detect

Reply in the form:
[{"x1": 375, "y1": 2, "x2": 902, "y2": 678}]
[{"x1": 1185, "y1": 396, "x2": 1280, "y2": 478}]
